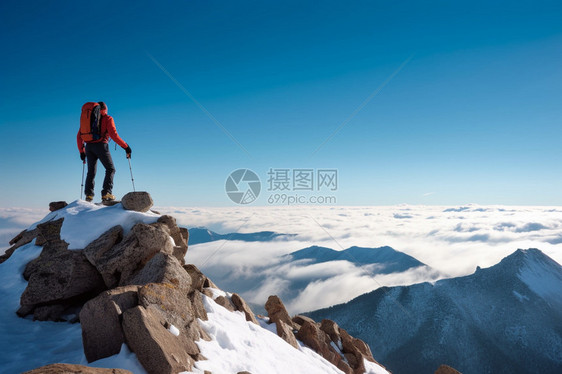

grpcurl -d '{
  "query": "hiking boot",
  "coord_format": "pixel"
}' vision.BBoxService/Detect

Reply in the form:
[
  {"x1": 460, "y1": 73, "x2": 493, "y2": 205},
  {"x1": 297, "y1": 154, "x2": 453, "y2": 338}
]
[
  {"x1": 102, "y1": 193, "x2": 116, "y2": 202},
  {"x1": 85, "y1": 195, "x2": 94, "y2": 202}
]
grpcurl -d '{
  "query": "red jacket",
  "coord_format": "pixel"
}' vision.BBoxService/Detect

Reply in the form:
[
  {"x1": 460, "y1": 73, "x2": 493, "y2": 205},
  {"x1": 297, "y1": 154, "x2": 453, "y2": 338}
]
[{"x1": 77, "y1": 109, "x2": 128, "y2": 152}]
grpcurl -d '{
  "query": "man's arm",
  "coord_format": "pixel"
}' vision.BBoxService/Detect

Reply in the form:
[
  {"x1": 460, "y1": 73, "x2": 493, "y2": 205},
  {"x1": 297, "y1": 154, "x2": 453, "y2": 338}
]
[
  {"x1": 106, "y1": 116, "x2": 128, "y2": 149},
  {"x1": 77, "y1": 129, "x2": 85, "y2": 153}
]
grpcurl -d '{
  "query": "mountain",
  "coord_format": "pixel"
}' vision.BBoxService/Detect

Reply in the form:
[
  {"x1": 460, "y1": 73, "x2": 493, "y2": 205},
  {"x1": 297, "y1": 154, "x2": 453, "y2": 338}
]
[
  {"x1": 188, "y1": 227, "x2": 294, "y2": 245},
  {"x1": 288, "y1": 245, "x2": 426, "y2": 273},
  {"x1": 0, "y1": 194, "x2": 390, "y2": 374},
  {"x1": 197, "y1": 243, "x2": 440, "y2": 315},
  {"x1": 307, "y1": 248, "x2": 562, "y2": 374}
]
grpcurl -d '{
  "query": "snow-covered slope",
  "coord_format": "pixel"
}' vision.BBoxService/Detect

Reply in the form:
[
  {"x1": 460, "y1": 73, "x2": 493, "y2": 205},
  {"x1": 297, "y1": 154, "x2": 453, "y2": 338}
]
[{"x1": 307, "y1": 248, "x2": 562, "y2": 374}]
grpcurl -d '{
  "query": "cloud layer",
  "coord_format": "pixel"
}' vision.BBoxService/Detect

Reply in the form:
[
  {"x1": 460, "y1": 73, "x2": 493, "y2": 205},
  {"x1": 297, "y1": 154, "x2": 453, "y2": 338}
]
[{"x1": 158, "y1": 204, "x2": 562, "y2": 277}]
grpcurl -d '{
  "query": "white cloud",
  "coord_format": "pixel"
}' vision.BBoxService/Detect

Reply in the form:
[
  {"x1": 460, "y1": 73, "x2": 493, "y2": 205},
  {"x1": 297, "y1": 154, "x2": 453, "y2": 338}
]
[{"x1": 156, "y1": 204, "x2": 562, "y2": 278}]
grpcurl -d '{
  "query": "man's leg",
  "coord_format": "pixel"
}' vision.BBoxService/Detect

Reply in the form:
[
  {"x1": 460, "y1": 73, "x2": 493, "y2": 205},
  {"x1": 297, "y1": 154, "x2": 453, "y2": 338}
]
[
  {"x1": 97, "y1": 143, "x2": 116, "y2": 196},
  {"x1": 84, "y1": 144, "x2": 98, "y2": 197}
]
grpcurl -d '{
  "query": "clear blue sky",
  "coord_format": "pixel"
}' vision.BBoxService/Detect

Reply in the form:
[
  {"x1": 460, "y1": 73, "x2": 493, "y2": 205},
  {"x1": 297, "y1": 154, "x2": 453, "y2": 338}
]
[{"x1": 1, "y1": 0, "x2": 561, "y2": 207}]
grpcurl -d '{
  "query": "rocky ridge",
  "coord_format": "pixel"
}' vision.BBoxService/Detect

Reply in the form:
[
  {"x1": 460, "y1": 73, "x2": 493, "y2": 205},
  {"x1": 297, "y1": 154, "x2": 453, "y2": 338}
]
[{"x1": 8, "y1": 192, "x2": 388, "y2": 374}]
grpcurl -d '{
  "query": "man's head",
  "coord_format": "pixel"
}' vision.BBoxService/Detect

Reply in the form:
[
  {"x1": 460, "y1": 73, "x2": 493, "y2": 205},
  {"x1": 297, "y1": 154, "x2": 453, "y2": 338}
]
[{"x1": 98, "y1": 101, "x2": 107, "y2": 113}]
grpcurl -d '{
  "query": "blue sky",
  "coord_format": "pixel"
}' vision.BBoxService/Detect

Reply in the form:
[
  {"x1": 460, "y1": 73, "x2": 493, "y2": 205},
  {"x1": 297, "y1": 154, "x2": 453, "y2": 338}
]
[{"x1": 1, "y1": 0, "x2": 561, "y2": 207}]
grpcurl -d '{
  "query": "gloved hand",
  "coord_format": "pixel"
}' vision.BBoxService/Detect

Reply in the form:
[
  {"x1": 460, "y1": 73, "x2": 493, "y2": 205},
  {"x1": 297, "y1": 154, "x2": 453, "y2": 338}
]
[
  {"x1": 80, "y1": 152, "x2": 86, "y2": 162},
  {"x1": 125, "y1": 146, "x2": 132, "y2": 159}
]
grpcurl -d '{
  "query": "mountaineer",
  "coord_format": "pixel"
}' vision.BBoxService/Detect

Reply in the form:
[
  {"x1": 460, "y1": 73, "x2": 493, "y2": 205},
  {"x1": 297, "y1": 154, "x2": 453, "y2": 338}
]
[{"x1": 77, "y1": 101, "x2": 131, "y2": 203}]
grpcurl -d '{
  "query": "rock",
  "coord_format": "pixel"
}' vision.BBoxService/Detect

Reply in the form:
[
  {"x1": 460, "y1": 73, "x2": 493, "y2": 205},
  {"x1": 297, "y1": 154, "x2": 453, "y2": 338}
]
[
  {"x1": 126, "y1": 252, "x2": 191, "y2": 290},
  {"x1": 22, "y1": 363, "x2": 132, "y2": 373},
  {"x1": 180, "y1": 227, "x2": 189, "y2": 244},
  {"x1": 122, "y1": 306, "x2": 194, "y2": 374},
  {"x1": 80, "y1": 286, "x2": 139, "y2": 363},
  {"x1": 183, "y1": 264, "x2": 206, "y2": 291},
  {"x1": 32, "y1": 305, "x2": 67, "y2": 321},
  {"x1": 92, "y1": 223, "x2": 174, "y2": 288},
  {"x1": 19, "y1": 241, "x2": 106, "y2": 321},
  {"x1": 203, "y1": 276, "x2": 218, "y2": 289},
  {"x1": 320, "y1": 319, "x2": 341, "y2": 345},
  {"x1": 296, "y1": 320, "x2": 351, "y2": 374},
  {"x1": 35, "y1": 218, "x2": 64, "y2": 246},
  {"x1": 138, "y1": 282, "x2": 201, "y2": 357},
  {"x1": 214, "y1": 295, "x2": 235, "y2": 312},
  {"x1": 275, "y1": 320, "x2": 299, "y2": 349},
  {"x1": 231, "y1": 293, "x2": 259, "y2": 325},
  {"x1": 292, "y1": 314, "x2": 316, "y2": 328},
  {"x1": 0, "y1": 228, "x2": 39, "y2": 264},
  {"x1": 435, "y1": 364, "x2": 462, "y2": 374},
  {"x1": 189, "y1": 290, "x2": 208, "y2": 321},
  {"x1": 83, "y1": 226, "x2": 123, "y2": 266},
  {"x1": 340, "y1": 328, "x2": 374, "y2": 362},
  {"x1": 154, "y1": 216, "x2": 188, "y2": 265},
  {"x1": 121, "y1": 191, "x2": 153, "y2": 212},
  {"x1": 49, "y1": 201, "x2": 68, "y2": 212},
  {"x1": 139, "y1": 283, "x2": 194, "y2": 327},
  {"x1": 265, "y1": 295, "x2": 294, "y2": 328}
]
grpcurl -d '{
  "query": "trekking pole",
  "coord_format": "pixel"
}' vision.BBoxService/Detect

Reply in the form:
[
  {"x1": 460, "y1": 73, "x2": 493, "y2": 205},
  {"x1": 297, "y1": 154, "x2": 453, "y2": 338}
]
[
  {"x1": 80, "y1": 161, "x2": 85, "y2": 200},
  {"x1": 127, "y1": 157, "x2": 136, "y2": 192}
]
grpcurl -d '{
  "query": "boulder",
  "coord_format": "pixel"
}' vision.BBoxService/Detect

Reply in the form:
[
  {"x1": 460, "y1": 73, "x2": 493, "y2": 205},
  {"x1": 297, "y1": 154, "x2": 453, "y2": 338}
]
[
  {"x1": 189, "y1": 290, "x2": 208, "y2": 321},
  {"x1": 231, "y1": 293, "x2": 259, "y2": 325},
  {"x1": 183, "y1": 264, "x2": 206, "y2": 291},
  {"x1": 122, "y1": 306, "x2": 194, "y2": 374},
  {"x1": 320, "y1": 319, "x2": 341, "y2": 345},
  {"x1": 296, "y1": 320, "x2": 351, "y2": 374},
  {"x1": 35, "y1": 218, "x2": 64, "y2": 246},
  {"x1": 0, "y1": 227, "x2": 39, "y2": 264},
  {"x1": 80, "y1": 286, "x2": 139, "y2": 363},
  {"x1": 49, "y1": 201, "x2": 68, "y2": 212},
  {"x1": 265, "y1": 295, "x2": 294, "y2": 328},
  {"x1": 138, "y1": 282, "x2": 201, "y2": 357},
  {"x1": 121, "y1": 192, "x2": 153, "y2": 212},
  {"x1": 92, "y1": 223, "x2": 174, "y2": 288},
  {"x1": 214, "y1": 295, "x2": 235, "y2": 312},
  {"x1": 340, "y1": 328, "x2": 374, "y2": 362},
  {"x1": 22, "y1": 363, "x2": 132, "y2": 374},
  {"x1": 292, "y1": 314, "x2": 316, "y2": 328},
  {"x1": 435, "y1": 364, "x2": 462, "y2": 374},
  {"x1": 83, "y1": 225, "x2": 123, "y2": 266},
  {"x1": 154, "y1": 216, "x2": 188, "y2": 265},
  {"x1": 126, "y1": 252, "x2": 191, "y2": 290},
  {"x1": 19, "y1": 241, "x2": 106, "y2": 321},
  {"x1": 275, "y1": 320, "x2": 299, "y2": 349},
  {"x1": 138, "y1": 283, "x2": 194, "y2": 327}
]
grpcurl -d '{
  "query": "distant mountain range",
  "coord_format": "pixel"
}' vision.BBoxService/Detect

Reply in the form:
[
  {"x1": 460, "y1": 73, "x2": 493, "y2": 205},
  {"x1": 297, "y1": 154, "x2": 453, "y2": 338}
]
[
  {"x1": 306, "y1": 248, "x2": 562, "y2": 374},
  {"x1": 188, "y1": 231, "x2": 440, "y2": 314},
  {"x1": 187, "y1": 227, "x2": 294, "y2": 245},
  {"x1": 287, "y1": 245, "x2": 425, "y2": 273}
]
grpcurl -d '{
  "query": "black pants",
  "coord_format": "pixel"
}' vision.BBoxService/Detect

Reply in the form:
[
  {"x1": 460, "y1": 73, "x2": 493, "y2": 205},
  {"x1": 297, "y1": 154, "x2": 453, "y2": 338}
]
[{"x1": 85, "y1": 142, "x2": 115, "y2": 197}]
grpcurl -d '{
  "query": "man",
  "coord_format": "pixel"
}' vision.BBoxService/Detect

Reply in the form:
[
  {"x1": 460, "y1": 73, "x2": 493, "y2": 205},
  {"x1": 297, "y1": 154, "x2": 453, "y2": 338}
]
[{"x1": 77, "y1": 102, "x2": 131, "y2": 202}]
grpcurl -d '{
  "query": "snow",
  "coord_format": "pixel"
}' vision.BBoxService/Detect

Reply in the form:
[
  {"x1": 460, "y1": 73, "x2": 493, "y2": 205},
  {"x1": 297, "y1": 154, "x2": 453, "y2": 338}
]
[
  {"x1": 168, "y1": 324, "x2": 180, "y2": 336},
  {"x1": 518, "y1": 250, "x2": 562, "y2": 305},
  {"x1": 0, "y1": 241, "x2": 146, "y2": 373},
  {"x1": 195, "y1": 295, "x2": 343, "y2": 374},
  {"x1": 29, "y1": 200, "x2": 159, "y2": 249},
  {"x1": 194, "y1": 295, "x2": 390, "y2": 374},
  {"x1": 364, "y1": 358, "x2": 392, "y2": 374}
]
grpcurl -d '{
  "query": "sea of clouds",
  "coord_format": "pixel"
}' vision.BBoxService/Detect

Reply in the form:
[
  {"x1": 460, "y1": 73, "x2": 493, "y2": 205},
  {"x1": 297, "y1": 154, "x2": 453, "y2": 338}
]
[{"x1": 2, "y1": 204, "x2": 561, "y2": 312}]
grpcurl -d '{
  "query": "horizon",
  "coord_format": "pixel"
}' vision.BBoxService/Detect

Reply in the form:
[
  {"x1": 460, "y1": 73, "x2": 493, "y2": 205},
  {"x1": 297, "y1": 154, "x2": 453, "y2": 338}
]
[{"x1": 1, "y1": 1, "x2": 561, "y2": 208}]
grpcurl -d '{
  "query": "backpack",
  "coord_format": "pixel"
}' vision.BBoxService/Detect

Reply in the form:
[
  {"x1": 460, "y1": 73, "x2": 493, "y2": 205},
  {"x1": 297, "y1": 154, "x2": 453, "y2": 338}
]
[{"x1": 80, "y1": 102, "x2": 102, "y2": 142}]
